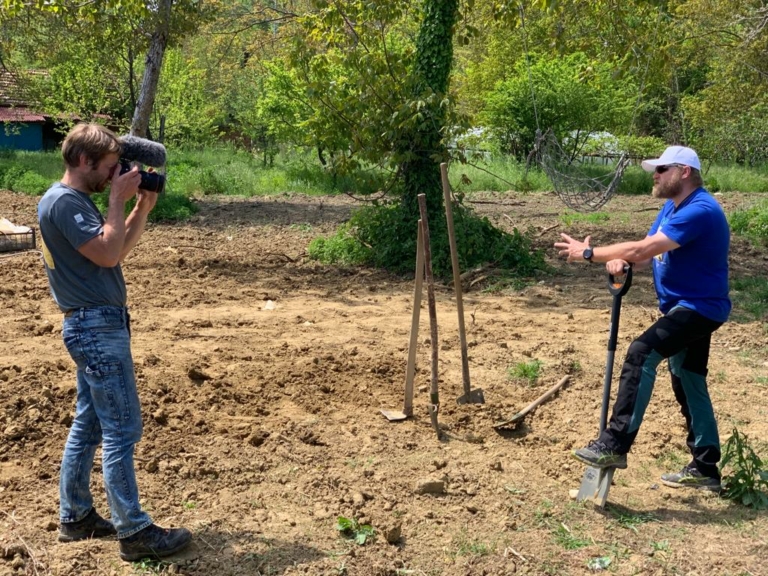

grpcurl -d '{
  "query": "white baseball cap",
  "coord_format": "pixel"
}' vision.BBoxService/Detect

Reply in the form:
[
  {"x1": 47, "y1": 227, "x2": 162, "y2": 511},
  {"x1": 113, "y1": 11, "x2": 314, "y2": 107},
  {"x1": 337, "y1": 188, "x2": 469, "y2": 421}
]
[{"x1": 641, "y1": 145, "x2": 701, "y2": 172}]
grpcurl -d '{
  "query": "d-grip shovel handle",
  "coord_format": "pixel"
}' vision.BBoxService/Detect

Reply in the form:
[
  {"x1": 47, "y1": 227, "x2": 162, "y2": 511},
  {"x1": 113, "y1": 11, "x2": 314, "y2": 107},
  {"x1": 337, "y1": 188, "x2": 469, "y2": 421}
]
[
  {"x1": 607, "y1": 264, "x2": 633, "y2": 297},
  {"x1": 599, "y1": 263, "x2": 633, "y2": 434}
]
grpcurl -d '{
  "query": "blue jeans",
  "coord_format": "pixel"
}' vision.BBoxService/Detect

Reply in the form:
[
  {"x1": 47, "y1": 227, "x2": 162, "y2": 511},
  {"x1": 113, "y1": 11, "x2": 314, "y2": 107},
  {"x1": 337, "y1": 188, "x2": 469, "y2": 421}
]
[{"x1": 59, "y1": 306, "x2": 152, "y2": 538}]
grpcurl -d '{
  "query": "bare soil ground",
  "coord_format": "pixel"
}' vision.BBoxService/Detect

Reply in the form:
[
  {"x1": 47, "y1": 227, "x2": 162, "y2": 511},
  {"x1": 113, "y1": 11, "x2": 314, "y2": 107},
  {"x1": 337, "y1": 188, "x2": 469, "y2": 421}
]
[{"x1": 1, "y1": 187, "x2": 766, "y2": 576}]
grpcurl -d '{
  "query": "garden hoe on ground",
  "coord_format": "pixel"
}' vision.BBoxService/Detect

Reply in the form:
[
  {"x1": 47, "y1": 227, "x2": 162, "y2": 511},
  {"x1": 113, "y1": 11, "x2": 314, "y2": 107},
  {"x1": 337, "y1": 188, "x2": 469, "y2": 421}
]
[
  {"x1": 575, "y1": 265, "x2": 632, "y2": 508},
  {"x1": 493, "y1": 375, "x2": 570, "y2": 429}
]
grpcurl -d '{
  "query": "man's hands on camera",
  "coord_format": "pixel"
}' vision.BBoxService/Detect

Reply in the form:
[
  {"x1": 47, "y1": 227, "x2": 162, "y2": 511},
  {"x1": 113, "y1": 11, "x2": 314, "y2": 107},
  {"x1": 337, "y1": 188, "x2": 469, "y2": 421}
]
[
  {"x1": 135, "y1": 168, "x2": 159, "y2": 215},
  {"x1": 110, "y1": 164, "x2": 141, "y2": 204}
]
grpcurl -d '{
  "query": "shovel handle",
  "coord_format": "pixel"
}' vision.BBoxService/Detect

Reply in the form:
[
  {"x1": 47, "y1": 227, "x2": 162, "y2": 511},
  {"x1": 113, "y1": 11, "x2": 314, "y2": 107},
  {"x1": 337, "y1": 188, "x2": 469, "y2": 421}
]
[{"x1": 607, "y1": 264, "x2": 633, "y2": 297}]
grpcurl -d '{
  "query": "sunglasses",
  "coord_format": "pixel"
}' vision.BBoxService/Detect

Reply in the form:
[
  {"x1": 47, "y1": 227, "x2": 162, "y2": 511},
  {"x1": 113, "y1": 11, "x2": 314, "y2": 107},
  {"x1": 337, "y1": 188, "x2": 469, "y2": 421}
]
[{"x1": 655, "y1": 164, "x2": 685, "y2": 174}]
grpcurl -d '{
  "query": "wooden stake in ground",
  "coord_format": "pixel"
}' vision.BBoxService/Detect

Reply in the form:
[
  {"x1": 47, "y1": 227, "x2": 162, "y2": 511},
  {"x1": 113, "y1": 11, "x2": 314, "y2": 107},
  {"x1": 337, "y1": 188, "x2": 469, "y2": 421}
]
[
  {"x1": 440, "y1": 163, "x2": 484, "y2": 405},
  {"x1": 380, "y1": 219, "x2": 424, "y2": 421},
  {"x1": 417, "y1": 195, "x2": 441, "y2": 439}
]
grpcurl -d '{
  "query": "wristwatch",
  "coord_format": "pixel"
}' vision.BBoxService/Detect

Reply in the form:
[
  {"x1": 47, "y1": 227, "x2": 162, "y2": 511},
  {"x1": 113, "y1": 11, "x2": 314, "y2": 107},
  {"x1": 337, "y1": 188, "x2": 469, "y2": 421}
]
[{"x1": 583, "y1": 247, "x2": 594, "y2": 262}]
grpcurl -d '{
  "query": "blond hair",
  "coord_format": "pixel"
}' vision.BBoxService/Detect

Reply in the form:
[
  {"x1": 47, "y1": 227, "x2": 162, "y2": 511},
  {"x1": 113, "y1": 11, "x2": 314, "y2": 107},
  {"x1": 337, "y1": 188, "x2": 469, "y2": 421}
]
[{"x1": 61, "y1": 123, "x2": 122, "y2": 169}]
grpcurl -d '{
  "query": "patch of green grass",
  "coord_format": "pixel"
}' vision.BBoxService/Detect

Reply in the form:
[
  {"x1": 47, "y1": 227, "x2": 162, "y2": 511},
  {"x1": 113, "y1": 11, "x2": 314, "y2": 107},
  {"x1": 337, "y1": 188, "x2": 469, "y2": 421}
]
[
  {"x1": 449, "y1": 157, "x2": 551, "y2": 194},
  {"x1": 650, "y1": 539, "x2": 670, "y2": 552},
  {"x1": 730, "y1": 275, "x2": 768, "y2": 322},
  {"x1": 656, "y1": 448, "x2": 688, "y2": 471},
  {"x1": 553, "y1": 522, "x2": 591, "y2": 550},
  {"x1": 507, "y1": 359, "x2": 543, "y2": 386},
  {"x1": 534, "y1": 499, "x2": 554, "y2": 526},
  {"x1": 451, "y1": 530, "x2": 494, "y2": 557},
  {"x1": 708, "y1": 165, "x2": 768, "y2": 193},
  {"x1": 182, "y1": 500, "x2": 197, "y2": 510},
  {"x1": 560, "y1": 211, "x2": 610, "y2": 226},
  {"x1": 610, "y1": 509, "x2": 656, "y2": 532}
]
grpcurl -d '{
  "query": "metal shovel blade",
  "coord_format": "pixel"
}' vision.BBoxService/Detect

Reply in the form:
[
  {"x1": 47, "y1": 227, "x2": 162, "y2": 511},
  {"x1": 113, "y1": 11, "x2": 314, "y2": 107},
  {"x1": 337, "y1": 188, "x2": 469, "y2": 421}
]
[
  {"x1": 380, "y1": 409, "x2": 410, "y2": 422},
  {"x1": 457, "y1": 388, "x2": 485, "y2": 405},
  {"x1": 576, "y1": 465, "x2": 615, "y2": 508}
]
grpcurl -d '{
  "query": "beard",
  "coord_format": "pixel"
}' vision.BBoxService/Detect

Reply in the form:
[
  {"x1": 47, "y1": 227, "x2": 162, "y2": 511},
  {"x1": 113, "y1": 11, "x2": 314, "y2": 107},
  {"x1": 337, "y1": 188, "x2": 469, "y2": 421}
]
[
  {"x1": 84, "y1": 172, "x2": 109, "y2": 193},
  {"x1": 652, "y1": 176, "x2": 683, "y2": 199}
]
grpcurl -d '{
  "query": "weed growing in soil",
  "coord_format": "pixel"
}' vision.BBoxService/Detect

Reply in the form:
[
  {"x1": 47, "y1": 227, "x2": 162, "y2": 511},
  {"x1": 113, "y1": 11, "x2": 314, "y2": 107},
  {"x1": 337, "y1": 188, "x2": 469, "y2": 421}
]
[
  {"x1": 553, "y1": 522, "x2": 591, "y2": 550},
  {"x1": 335, "y1": 516, "x2": 375, "y2": 545},
  {"x1": 610, "y1": 509, "x2": 656, "y2": 532},
  {"x1": 508, "y1": 359, "x2": 543, "y2": 386},
  {"x1": 720, "y1": 428, "x2": 768, "y2": 510}
]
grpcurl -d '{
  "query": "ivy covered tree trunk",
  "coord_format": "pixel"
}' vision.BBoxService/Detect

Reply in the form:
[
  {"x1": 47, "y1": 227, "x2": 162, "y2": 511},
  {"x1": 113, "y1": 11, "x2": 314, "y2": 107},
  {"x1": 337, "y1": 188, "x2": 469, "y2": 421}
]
[{"x1": 400, "y1": 0, "x2": 459, "y2": 221}]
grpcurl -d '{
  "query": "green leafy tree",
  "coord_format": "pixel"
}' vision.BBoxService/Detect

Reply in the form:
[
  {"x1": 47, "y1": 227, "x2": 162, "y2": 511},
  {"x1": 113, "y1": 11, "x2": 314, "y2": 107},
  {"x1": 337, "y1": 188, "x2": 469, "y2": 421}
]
[{"x1": 482, "y1": 52, "x2": 637, "y2": 159}]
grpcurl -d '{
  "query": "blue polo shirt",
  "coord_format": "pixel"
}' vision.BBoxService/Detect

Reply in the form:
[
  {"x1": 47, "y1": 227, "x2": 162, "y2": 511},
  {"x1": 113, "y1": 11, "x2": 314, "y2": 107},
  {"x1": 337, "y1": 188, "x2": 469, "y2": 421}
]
[
  {"x1": 37, "y1": 182, "x2": 127, "y2": 312},
  {"x1": 649, "y1": 188, "x2": 731, "y2": 323}
]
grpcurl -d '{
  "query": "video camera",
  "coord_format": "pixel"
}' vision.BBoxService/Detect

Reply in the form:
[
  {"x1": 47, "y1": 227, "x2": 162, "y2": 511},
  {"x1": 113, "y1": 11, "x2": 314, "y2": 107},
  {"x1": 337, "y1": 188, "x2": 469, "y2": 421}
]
[{"x1": 118, "y1": 135, "x2": 167, "y2": 193}]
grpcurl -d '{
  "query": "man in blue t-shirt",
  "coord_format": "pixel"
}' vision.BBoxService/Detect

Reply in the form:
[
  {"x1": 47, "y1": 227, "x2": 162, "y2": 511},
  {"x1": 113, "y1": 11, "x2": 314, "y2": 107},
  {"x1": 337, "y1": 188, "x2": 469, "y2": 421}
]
[
  {"x1": 554, "y1": 145, "x2": 730, "y2": 492},
  {"x1": 38, "y1": 123, "x2": 192, "y2": 560}
]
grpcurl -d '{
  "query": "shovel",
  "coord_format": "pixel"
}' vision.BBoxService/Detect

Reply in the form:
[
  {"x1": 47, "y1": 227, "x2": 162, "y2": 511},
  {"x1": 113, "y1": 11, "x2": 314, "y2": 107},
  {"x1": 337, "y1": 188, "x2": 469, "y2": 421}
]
[
  {"x1": 440, "y1": 163, "x2": 484, "y2": 405},
  {"x1": 575, "y1": 265, "x2": 633, "y2": 507},
  {"x1": 381, "y1": 220, "x2": 424, "y2": 421}
]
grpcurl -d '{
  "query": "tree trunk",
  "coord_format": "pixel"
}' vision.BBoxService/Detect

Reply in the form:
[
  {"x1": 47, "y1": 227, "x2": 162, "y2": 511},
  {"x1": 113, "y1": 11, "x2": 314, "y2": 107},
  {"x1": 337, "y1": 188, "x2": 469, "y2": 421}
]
[
  {"x1": 400, "y1": 0, "x2": 459, "y2": 220},
  {"x1": 130, "y1": 0, "x2": 172, "y2": 138}
]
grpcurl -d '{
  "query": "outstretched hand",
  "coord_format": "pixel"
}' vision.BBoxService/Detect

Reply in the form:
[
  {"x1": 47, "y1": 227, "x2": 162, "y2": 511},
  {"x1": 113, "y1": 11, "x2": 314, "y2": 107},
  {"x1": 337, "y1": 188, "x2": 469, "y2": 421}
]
[{"x1": 554, "y1": 233, "x2": 591, "y2": 263}]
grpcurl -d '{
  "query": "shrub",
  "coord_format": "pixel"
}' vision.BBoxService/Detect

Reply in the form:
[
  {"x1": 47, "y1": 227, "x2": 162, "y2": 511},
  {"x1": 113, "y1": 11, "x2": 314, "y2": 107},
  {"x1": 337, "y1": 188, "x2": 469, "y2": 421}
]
[
  {"x1": 308, "y1": 199, "x2": 546, "y2": 279},
  {"x1": 14, "y1": 171, "x2": 53, "y2": 195}
]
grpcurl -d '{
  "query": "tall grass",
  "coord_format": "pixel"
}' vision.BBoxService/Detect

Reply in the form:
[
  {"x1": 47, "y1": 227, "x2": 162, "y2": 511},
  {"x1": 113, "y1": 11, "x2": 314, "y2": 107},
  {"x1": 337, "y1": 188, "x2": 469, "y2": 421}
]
[{"x1": 3, "y1": 147, "x2": 768, "y2": 206}]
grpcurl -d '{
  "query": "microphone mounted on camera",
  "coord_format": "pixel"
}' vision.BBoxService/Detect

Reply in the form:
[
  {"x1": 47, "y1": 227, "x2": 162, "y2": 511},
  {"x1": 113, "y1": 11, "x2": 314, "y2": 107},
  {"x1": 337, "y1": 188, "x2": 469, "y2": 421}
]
[{"x1": 118, "y1": 135, "x2": 167, "y2": 193}]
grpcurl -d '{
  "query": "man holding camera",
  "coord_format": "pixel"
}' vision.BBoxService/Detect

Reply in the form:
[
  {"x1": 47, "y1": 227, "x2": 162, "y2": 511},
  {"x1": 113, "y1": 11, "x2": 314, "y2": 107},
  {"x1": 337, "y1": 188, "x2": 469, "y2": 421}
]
[{"x1": 38, "y1": 123, "x2": 192, "y2": 560}]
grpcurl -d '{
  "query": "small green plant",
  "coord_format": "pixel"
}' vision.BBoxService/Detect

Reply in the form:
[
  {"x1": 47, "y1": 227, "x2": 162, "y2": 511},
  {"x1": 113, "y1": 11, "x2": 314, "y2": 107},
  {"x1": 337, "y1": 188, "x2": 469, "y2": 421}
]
[
  {"x1": 335, "y1": 516, "x2": 375, "y2": 545},
  {"x1": 132, "y1": 558, "x2": 171, "y2": 574},
  {"x1": 553, "y1": 523, "x2": 591, "y2": 550},
  {"x1": 507, "y1": 359, "x2": 543, "y2": 385},
  {"x1": 611, "y1": 510, "x2": 655, "y2": 532},
  {"x1": 650, "y1": 539, "x2": 670, "y2": 552},
  {"x1": 656, "y1": 448, "x2": 687, "y2": 471},
  {"x1": 720, "y1": 428, "x2": 768, "y2": 509},
  {"x1": 182, "y1": 500, "x2": 197, "y2": 509},
  {"x1": 452, "y1": 530, "x2": 494, "y2": 557}
]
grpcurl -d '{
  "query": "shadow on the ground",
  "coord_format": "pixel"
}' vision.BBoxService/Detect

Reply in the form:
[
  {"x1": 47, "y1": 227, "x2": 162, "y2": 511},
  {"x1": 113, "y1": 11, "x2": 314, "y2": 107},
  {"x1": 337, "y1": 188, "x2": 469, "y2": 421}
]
[
  {"x1": 601, "y1": 500, "x2": 766, "y2": 526},
  {"x1": 176, "y1": 531, "x2": 326, "y2": 575}
]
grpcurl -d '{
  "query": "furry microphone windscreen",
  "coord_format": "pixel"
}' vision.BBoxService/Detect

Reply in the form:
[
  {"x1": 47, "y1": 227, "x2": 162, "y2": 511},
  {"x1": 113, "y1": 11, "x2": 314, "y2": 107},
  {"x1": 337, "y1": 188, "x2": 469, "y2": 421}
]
[{"x1": 119, "y1": 135, "x2": 167, "y2": 167}]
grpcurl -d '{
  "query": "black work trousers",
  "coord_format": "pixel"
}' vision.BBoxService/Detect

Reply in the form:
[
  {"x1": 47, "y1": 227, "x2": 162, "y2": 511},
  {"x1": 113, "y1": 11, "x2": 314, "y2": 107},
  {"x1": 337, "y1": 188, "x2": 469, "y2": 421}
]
[{"x1": 598, "y1": 306, "x2": 723, "y2": 479}]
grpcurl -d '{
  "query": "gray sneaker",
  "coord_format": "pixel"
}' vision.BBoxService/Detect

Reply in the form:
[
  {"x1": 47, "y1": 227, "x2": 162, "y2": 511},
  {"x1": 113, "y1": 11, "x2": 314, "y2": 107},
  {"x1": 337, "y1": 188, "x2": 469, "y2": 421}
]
[
  {"x1": 661, "y1": 466, "x2": 721, "y2": 492},
  {"x1": 573, "y1": 440, "x2": 628, "y2": 469}
]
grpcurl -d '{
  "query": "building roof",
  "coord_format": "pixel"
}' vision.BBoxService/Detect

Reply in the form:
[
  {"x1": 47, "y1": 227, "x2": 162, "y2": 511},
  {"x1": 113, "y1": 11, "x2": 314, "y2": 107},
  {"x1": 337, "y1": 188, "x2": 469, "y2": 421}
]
[
  {"x1": 0, "y1": 106, "x2": 45, "y2": 122},
  {"x1": 0, "y1": 69, "x2": 46, "y2": 109}
]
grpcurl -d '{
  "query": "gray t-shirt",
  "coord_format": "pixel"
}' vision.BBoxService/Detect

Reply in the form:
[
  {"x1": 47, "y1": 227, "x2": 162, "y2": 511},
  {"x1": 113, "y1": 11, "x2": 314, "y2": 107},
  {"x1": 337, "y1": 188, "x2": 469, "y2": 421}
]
[{"x1": 37, "y1": 182, "x2": 127, "y2": 312}]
